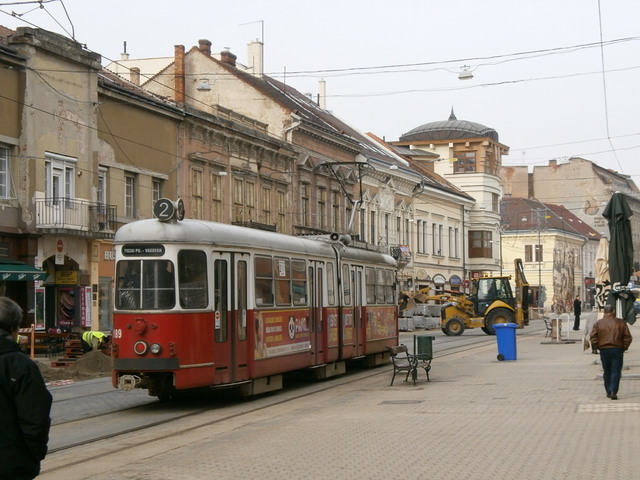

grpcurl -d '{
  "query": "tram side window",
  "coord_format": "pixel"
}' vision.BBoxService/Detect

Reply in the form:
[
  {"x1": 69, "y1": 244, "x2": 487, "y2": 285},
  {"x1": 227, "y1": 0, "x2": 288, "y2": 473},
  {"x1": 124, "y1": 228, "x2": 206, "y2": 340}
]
[
  {"x1": 142, "y1": 260, "x2": 176, "y2": 309},
  {"x1": 116, "y1": 260, "x2": 141, "y2": 309},
  {"x1": 291, "y1": 259, "x2": 307, "y2": 305},
  {"x1": 384, "y1": 269, "x2": 395, "y2": 304},
  {"x1": 274, "y1": 257, "x2": 291, "y2": 306},
  {"x1": 365, "y1": 267, "x2": 376, "y2": 304},
  {"x1": 254, "y1": 256, "x2": 274, "y2": 306},
  {"x1": 326, "y1": 262, "x2": 336, "y2": 305},
  {"x1": 178, "y1": 250, "x2": 208, "y2": 309},
  {"x1": 342, "y1": 264, "x2": 351, "y2": 305},
  {"x1": 375, "y1": 269, "x2": 387, "y2": 304}
]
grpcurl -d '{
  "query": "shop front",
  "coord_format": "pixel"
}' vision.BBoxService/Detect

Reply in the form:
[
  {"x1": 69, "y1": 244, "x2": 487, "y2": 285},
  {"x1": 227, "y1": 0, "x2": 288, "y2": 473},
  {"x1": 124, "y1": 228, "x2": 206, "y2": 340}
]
[
  {"x1": 0, "y1": 259, "x2": 47, "y2": 329},
  {"x1": 39, "y1": 237, "x2": 92, "y2": 332}
]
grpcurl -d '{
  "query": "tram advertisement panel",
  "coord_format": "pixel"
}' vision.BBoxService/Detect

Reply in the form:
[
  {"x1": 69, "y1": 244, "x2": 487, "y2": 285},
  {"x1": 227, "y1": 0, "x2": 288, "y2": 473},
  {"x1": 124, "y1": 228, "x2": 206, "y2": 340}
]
[
  {"x1": 366, "y1": 307, "x2": 396, "y2": 340},
  {"x1": 254, "y1": 310, "x2": 311, "y2": 359},
  {"x1": 328, "y1": 309, "x2": 354, "y2": 346}
]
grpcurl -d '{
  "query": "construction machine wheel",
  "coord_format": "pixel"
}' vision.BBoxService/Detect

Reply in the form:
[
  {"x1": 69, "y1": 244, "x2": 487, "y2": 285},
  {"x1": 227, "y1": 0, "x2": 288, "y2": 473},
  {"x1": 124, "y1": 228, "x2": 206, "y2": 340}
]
[
  {"x1": 481, "y1": 327, "x2": 490, "y2": 334},
  {"x1": 484, "y1": 308, "x2": 515, "y2": 335},
  {"x1": 443, "y1": 317, "x2": 466, "y2": 336}
]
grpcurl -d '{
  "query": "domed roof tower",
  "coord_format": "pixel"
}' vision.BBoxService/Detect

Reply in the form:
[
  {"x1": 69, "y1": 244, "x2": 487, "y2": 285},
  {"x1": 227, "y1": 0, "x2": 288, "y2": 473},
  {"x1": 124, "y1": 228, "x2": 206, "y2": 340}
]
[{"x1": 399, "y1": 109, "x2": 499, "y2": 143}]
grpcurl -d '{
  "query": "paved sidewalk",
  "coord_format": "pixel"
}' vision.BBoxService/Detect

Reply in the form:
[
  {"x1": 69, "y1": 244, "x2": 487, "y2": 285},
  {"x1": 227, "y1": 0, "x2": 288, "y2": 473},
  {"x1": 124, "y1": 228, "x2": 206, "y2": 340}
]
[{"x1": 43, "y1": 318, "x2": 639, "y2": 480}]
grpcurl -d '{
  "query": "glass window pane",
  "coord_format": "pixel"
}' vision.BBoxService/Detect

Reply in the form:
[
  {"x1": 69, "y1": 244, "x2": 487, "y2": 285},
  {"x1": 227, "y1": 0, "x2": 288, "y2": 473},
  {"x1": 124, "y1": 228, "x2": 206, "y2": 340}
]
[
  {"x1": 116, "y1": 260, "x2": 141, "y2": 309},
  {"x1": 214, "y1": 259, "x2": 228, "y2": 342},
  {"x1": 291, "y1": 259, "x2": 307, "y2": 305},
  {"x1": 254, "y1": 256, "x2": 273, "y2": 306},
  {"x1": 274, "y1": 257, "x2": 291, "y2": 305},
  {"x1": 178, "y1": 250, "x2": 208, "y2": 309},
  {"x1": 142, "y1": 260, "x2": 175, "y2": 309}
]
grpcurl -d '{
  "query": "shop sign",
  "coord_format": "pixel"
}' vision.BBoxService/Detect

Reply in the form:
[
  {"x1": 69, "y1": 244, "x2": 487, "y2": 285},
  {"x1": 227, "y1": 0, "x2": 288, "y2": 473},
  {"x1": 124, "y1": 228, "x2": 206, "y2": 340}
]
[
  {"x1": 80, "y1": 286, "x2": 92, "y2": 328},
  {"x1": 55, "y1": 270, "x2": 78, "y2": 285}
]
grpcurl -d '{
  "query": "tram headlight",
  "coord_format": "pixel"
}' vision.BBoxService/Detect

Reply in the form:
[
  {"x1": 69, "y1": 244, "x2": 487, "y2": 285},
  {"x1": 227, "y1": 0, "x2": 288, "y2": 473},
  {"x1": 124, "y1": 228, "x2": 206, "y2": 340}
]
[
  {"x1": 133, "y1": 340, "x2": 148, "y2": 356},
  {"x1": 150, "y1": 343, "x2": 162, "y2": 355}
]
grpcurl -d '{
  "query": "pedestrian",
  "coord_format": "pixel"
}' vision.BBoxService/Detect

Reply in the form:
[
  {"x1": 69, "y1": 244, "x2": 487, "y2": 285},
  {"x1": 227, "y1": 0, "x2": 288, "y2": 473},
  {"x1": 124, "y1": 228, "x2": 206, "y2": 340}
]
[
  {"x1": 590, "y1": 304, "x2": 633, "y2": 400},
  {"x1": 81, "y1": 330, "x2": 110, "y2": 353},
  {"x1": 0, "y1": 297, "x2": 52, "y2": 479},
  {"x1": 583, "y1": 313, "x2": 599, "y2": 354},
  {"x1": 573, "y1": 295, "x2": 582, "y2": 331}
]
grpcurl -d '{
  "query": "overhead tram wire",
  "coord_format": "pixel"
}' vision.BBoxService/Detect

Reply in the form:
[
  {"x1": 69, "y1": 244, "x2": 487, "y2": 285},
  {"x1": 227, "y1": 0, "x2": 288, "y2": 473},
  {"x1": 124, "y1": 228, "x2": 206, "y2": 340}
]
[
  {"x1": 597, "y1": 0, "x2": 625, "y2": 174},
  {"x1": 3, "y1": 5, "x2": 639, "y2": 182}
]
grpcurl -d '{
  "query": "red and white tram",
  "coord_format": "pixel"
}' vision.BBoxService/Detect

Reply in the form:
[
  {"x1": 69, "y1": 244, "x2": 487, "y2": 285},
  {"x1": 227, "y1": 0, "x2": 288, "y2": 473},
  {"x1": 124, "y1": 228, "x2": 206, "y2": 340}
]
[{"x1": 112, "y1": 200, "x2": 398, "y2": 399}]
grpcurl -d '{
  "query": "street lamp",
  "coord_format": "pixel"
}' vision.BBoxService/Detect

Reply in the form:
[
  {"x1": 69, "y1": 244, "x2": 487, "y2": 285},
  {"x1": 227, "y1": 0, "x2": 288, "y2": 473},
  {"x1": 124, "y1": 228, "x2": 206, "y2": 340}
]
[{"x1": 536, "y1": 209, "x2": 543, "y2": 308}]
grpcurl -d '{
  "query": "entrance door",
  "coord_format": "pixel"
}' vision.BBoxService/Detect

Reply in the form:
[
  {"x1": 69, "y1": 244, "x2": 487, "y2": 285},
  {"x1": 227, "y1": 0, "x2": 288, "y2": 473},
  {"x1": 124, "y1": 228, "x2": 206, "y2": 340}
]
[{"x1": 50, "y1": 166, "x2": 64, "y2": 225}]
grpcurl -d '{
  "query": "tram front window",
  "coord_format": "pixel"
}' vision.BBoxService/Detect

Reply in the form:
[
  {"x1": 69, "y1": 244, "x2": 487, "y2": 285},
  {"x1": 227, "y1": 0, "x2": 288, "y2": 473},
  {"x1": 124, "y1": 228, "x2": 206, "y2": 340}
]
[
  {"x1": 143, "y1": 260, "x2": 175, "y2": 309},
  {"x1": 115, "y1": 260, "x2": 175, "y2": 310}
]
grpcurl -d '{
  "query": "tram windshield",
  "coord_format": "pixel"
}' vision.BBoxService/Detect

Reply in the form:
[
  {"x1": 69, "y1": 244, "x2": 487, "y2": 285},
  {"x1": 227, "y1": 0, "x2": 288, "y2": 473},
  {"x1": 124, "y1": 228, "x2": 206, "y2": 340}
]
[
  {"x1": 115, "y1": 251, "x2": 209, "y2": 311},
  {"x1": 116, "y1": 259, "x2": 176, "y2": 310}
]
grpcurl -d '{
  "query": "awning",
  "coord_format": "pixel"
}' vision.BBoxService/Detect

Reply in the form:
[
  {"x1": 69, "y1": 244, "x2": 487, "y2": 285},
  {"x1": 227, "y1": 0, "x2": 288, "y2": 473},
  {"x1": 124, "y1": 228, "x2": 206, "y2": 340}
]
[{"x1": 0, "y1": 260, "x2": 47, "y2": 281}]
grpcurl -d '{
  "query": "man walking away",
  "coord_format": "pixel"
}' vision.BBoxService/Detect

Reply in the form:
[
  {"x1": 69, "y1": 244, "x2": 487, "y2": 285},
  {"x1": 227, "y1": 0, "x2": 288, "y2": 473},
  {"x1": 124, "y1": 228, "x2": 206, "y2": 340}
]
[
  {"x1": 590, "y1": 304, "x2": 633, "y2": 400},
  {"x1": 573, "y1": 296, "x2": 582, "y2": 331},
  {"x1": 0, "y1": 297, "x2": 52, "y2": 479}
]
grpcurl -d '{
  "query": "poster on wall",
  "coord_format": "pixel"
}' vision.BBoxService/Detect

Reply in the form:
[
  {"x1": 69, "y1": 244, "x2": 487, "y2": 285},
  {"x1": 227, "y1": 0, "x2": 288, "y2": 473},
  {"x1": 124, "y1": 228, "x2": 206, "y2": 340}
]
[
  {"x1": 57, "y1": 288, "x2": 76, "y2": 327},
  {"x1": 80, "y1": 286, "x2": 92, "y2": 328},
  {"x1": 35, "y1": 287, "x2": 45, "y2": 330}
]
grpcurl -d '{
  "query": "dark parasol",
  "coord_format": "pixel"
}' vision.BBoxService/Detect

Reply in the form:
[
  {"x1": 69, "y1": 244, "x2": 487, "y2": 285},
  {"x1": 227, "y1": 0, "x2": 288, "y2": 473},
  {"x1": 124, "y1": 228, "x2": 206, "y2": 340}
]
[{"x1": 602, "y1": 192, "x2": 635, "y2": 324}]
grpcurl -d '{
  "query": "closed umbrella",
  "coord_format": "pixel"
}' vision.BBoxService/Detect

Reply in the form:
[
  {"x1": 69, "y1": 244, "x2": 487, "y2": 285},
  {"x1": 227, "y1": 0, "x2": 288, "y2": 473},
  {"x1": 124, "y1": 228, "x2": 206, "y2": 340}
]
[
  {"x1": 602, "y1": 192, "x2": 635, "y2": 324},
  {"x1": 594, "y1": 237, "x2": 610, "y2": 309}
]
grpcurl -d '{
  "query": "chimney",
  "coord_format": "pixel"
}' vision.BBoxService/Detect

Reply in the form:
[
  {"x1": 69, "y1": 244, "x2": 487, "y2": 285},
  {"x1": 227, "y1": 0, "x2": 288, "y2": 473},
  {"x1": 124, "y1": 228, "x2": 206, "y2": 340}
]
[
  {"x1": 247, "y1": 40, "x2": 263, "y2": 77},
  {"x1": 130, "y1": 67, "x2": 140, "y2": 86},
  {"x1": 318, "y1": 79, "x2": 326, "y2": 110},
  {"x1": 174, "y1": 45, "x2": 186, "y2": 103},
  {"x1": 198, "y1": 39, "x2": 212, "y2": 56},
  {"x1": 220, "y1": 49, "x2": 237, "y2": 67}
]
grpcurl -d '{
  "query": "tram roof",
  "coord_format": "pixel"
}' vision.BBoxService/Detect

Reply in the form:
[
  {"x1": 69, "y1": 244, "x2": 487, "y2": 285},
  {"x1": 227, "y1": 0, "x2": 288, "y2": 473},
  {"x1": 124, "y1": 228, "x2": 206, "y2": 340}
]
[{"x1": 115, "y1": 219, "x2": 396, "y2": 267}]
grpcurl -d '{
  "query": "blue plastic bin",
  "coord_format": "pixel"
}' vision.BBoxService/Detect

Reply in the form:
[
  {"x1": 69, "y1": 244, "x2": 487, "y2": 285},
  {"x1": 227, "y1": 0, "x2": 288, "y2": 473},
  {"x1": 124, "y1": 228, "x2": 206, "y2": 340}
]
[{"x1": 494, "y1": 322, "x2": 517, "y2": 361}]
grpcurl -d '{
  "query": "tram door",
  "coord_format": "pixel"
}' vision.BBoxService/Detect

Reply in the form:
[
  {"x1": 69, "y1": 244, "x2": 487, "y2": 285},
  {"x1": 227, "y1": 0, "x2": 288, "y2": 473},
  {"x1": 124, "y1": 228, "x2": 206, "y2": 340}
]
[
  {"x1": 308, "y1": 262, "x2": 324, "y2": 365},
  {"x1": 352, "y1": 266, "x2": 365, "y2": 357},
  {"x1": 232, "y1": 256, "x2": 249, "y2": 381},
  {"x1": 212, "y1": 253, "x2": 249, "y2": 383}
]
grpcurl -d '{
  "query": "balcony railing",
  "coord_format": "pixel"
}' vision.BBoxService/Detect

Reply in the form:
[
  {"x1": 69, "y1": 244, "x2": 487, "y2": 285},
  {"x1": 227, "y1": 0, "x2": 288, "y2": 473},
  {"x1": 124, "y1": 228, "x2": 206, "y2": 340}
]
[{"x1": 35, "y1": 198, "x2": 117, "y2": 235}]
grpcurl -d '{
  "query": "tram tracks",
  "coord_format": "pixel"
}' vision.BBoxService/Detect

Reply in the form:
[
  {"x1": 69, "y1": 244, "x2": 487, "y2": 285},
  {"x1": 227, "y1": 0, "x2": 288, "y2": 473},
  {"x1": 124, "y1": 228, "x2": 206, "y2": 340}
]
[{"x1": 42, "y1": 324, "x2": 547, "y2": 478}]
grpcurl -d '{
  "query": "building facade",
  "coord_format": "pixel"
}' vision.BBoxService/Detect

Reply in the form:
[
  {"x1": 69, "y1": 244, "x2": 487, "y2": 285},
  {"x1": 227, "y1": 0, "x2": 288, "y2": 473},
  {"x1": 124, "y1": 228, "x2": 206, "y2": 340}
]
[
  {"x1": 392, "y1": 110, "x2": 508, "y2": 284},
  {"x1": 501, "y1": 157, "x2": 640, "y2": 270},
  {"x1": 500, "y1": 197, "x2": 601, "y2": 311}
]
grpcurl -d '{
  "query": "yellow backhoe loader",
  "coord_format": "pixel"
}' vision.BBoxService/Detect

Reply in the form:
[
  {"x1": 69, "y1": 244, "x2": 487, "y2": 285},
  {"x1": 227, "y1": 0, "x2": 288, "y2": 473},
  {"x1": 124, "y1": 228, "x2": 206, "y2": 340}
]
[{"x1": 401, "y1": 259, "x2": 529, "y2": 336}]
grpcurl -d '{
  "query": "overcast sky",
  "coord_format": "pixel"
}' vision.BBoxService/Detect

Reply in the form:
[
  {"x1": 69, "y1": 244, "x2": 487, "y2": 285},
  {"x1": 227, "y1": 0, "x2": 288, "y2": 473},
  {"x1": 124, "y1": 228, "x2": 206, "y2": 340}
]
[{"x1": 2, "y1": 0, "x2": 639, "y2": 183}]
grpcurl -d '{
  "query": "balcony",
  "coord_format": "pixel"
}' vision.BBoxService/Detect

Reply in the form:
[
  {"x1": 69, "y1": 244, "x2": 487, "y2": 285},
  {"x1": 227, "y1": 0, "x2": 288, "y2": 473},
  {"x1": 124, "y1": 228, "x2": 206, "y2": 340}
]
[{"x1": 35, "y1": 198, "x2": 118, "y2": 238}]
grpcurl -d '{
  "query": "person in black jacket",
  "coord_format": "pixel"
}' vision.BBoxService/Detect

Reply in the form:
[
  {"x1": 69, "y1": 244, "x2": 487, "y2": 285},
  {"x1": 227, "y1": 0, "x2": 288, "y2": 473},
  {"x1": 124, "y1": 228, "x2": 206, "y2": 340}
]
[
  {"x1": 573, "y1": 295, "x2": 582, "y2": 331},
  {"x1": 0, "y1": 297, "x2": 52, "y2": 479}
]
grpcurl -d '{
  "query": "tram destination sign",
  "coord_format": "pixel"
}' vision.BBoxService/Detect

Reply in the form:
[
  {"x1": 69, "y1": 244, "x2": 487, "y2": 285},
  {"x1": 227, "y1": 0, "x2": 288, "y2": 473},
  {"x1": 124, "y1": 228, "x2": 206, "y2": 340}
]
[{"x1": 121, "y1": 244, "x2": 165, "y2": 256}]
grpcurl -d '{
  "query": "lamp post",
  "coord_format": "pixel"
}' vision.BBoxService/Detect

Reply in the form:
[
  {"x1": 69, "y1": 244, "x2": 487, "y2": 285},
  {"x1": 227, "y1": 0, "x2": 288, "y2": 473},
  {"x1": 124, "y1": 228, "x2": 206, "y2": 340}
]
[{"x1": 536, "y1": 209, "x2": 543, "y2": 308}]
